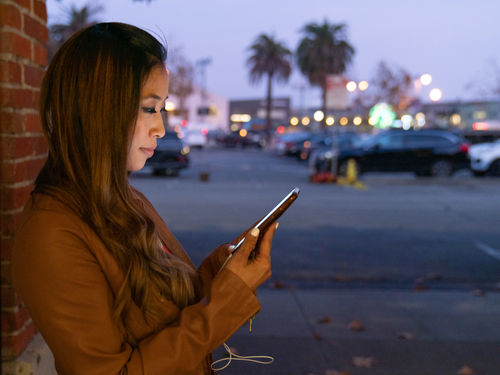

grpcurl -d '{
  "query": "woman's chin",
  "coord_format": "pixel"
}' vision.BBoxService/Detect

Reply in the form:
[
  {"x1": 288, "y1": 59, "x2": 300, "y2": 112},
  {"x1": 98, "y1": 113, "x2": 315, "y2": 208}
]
[{"x1": 127, "y1": 162, "x2": 146, "y2": 173}]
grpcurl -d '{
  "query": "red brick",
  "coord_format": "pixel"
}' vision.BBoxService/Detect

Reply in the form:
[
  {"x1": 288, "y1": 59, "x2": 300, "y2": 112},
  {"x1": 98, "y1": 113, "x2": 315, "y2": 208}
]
[
  {"x1": 0, "y1": 184, "x2": 34, "y2": 212},
  {"x1": 23, "y1": 64, "x2": 44, "y2": 87},
  {"x1": 32, "y1": 88, "x2": 40, "y2": 108},
  {"x1": 0, "y1": 32, "x2": 31, "y2": 60},
  {"x1": 0, "y1": 135, "x2": 47, "y2": 160},
  {"x1": 0, "y1": 211, "x2": 24, "y2": 237},
  {"x1": 0, "y1": 237, "x2": 15, "y2": 262},
  {"x1": 1, "y1": 320, "x2": 36, "y2": 359},
  {"x1": 0, "y1": 61, "x2": 22, "y2": 84},
  {"x1": 0, "y1": 110, "x2": 25, "y2": 134},
  {"x1": 0, "y1": 158, "x2": 47, "y2": 184},
  {"x1": 15, "y1": 0, "x2": 32, "y2": 11},
  {"x1": 23, "y1": 14, "x2": 48, "y2": 43},
  {"x1": 34, "y1": 0, "x2": 47, "y2": 22},
  {"x1": 0, "y1": 285, "x2": 21, "y2": 307},
  {"x1": 0, "y1": 3, "x2": 22, "y2": 29},
  {"x1": 25, "y1": 112, "x2": 42, "y2": 133},
  {"x1": 0, "y1": 87, "x2": 34, "y2": 109},
  {"x1": 1, "y1": 308, "x2": 31, "y2": 333},
  {"x1": 33, "y1": 41, "x2": 47, "y2": 67}
]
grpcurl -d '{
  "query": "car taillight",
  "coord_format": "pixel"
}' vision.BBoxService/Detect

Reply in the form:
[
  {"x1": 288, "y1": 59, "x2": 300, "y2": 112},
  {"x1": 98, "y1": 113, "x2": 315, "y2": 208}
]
[
  {"x1": 459, "y1": 143, "x2": 469, "y2": 153},
  {"x1": 178, "y1": 155, "x2": 185, "y2": 162}
]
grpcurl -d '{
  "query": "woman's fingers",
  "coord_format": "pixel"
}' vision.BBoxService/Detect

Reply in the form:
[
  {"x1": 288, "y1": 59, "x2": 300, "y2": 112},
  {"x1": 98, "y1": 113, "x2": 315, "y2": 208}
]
[
  {"x1": 233, "y1": 227, "x2": 259, "y2": 263},
  {"x1": 256, "y1": 222, "x2": 278, "y2": 260}
]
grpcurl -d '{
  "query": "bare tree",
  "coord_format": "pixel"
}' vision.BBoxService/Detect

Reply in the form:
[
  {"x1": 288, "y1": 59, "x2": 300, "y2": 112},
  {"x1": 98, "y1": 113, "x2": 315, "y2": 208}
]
[
  {"x1": 369, "y1": 61, "x2": 418, "y2": 115},
  {"x1": 167, "y1": 48, "x2": 194, "y2": 121}
]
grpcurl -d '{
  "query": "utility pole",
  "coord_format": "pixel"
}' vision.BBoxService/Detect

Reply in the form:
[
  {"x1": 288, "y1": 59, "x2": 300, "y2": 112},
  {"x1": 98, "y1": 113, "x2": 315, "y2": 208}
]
[{"x1": 196, "y1": 57, "x2": 212, "y2": 116}]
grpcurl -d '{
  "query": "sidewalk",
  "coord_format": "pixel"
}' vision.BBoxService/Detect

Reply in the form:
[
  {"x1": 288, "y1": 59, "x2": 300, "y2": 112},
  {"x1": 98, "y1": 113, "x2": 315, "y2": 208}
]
[{"x1": 213, "y1": 288, "x2": 500, "y2": 375}]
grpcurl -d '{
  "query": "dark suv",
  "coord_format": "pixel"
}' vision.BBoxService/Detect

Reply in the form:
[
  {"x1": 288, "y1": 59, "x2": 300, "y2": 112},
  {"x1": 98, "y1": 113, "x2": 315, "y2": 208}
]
[
  {"x1": 312, "y1": 129, "x2": 470, "y2": 177},
  {"x1": 145, "y1": 131, "x2": 190, "y2": 176}
]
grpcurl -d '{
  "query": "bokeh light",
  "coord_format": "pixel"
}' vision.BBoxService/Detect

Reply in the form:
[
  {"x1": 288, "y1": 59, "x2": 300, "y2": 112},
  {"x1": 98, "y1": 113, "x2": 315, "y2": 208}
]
[
  {"x1": 346, "y1": 81, "x2": 357, "y2": 92},
  {"x1": 429, "y1": 88, "x2": 442, "y2": 102}
]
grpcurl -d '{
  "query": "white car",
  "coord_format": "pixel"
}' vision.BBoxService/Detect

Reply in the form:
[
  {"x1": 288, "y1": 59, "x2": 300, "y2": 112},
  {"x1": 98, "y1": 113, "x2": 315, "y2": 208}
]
[
  {"x1": 469, "y1": 139, "x2": 500, "y2": 176},
  {"x1": 183, "y1": 129, "x2": 207, "y2": 149}
]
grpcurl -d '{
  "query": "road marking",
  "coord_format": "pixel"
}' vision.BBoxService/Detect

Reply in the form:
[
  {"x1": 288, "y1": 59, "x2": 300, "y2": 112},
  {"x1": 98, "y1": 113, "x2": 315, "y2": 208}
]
[{"x1": 476, "y1": 241, "x2": 500, "y2": 262}]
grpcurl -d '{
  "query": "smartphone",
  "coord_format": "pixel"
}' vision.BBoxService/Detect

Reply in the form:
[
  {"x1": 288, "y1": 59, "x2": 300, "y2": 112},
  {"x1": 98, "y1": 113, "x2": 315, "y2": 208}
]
[{"x1": 231, "y1": 187, "x2": 300, "y2": 254}]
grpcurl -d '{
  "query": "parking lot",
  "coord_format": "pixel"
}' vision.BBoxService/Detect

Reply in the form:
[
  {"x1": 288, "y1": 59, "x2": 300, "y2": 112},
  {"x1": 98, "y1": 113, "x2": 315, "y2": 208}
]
[
  {"x1": 129, "y1": 147, "x2": 500, "y2": 374},
  {"x1": 131, "y1": 147, "x2": 500, "y2": 291}
]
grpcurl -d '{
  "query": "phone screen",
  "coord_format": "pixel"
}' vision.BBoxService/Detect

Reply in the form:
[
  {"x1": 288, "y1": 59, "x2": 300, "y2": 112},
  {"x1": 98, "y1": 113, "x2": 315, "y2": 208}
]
[{"x1": 232, "y1": 187, "x2": 300, "y2": 253}]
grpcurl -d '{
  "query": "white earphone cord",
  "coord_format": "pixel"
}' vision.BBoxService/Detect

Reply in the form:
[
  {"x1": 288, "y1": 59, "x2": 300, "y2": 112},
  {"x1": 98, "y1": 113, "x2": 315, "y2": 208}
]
[{"x1": 211, "y1": 342, "x2": 274, "y2": 371}]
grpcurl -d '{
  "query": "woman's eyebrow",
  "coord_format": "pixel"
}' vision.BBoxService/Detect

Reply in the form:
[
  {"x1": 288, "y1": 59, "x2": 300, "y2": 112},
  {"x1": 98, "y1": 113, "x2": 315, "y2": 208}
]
[{"x1": 142, "y1": 94, "x2": 163, "y2": 101}]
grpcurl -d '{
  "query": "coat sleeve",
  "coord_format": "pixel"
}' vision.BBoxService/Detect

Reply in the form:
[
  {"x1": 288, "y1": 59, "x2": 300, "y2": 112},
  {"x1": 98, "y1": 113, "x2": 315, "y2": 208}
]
[{"x1": 12, "y1": 211, "x2": 260, "y2": 375}]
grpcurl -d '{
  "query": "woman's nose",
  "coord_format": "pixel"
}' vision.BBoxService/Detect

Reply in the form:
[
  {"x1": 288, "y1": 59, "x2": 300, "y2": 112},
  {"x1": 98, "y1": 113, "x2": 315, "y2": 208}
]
[{"x1": 152, "y1": 112, "x2": 166, "y2": 138}]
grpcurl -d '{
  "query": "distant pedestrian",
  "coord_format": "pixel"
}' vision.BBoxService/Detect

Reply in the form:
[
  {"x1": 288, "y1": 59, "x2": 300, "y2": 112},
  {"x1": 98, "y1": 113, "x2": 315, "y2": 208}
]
[{"x1": 12, "y1": 22, "x2": 277, "y2": 374}]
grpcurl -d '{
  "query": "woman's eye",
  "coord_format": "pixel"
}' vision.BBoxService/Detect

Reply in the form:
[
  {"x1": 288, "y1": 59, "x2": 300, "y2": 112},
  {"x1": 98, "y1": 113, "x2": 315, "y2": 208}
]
[{"x1": 142, "y1": 107, "x2": 157, "y2": 114}]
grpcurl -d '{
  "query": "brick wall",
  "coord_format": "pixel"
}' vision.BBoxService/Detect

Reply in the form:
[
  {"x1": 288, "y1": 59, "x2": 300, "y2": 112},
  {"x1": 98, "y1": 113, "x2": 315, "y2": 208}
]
[{"x1": 1, "y1": 0, "x2": 48, "y2": 360}]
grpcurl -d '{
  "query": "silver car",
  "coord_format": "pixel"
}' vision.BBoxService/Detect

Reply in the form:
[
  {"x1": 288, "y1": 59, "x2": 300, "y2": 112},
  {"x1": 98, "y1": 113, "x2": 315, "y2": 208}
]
[{"x1": 469, "y1": 139, "x2": 500, "y2": 176}]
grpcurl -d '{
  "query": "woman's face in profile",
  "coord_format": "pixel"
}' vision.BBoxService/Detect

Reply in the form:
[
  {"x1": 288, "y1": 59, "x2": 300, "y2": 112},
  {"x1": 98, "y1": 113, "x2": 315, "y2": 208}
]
[{"x1": 127, "y1": 65, "x2": 169, "y2": 172}]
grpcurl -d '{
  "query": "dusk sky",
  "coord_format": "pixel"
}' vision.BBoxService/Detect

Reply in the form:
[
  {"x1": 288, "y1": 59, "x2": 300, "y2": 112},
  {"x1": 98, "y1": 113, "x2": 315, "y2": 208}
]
[{"x1": 47, "y1": 0, "x2": 500, "y2": 109}]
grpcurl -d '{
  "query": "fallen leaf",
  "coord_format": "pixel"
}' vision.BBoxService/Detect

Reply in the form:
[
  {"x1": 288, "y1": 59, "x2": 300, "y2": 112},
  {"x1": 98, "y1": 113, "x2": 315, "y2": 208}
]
[
  {"x1": 457, "y1": 365, "x2": 475, "y2": 375},
  {"x1": 316, "y1": 316, "x2": 332, "y2": 324},
  {"x1": 352, "y1": 356, "x2": 376, "y2": 368},
  {"x1": 269, "y1": 281, "x2": 286, "y2": 289},
  {"x1": 348, "y1": 320, "x2": 365, "y2": 332},
  {"x1": 313, "y1": 331, "x2": 323, "y2": 341},
  {"x1": 397, "y1": 331, "x2": 416, "y2": 340},
  {"x1": 413, "y1": 277, "x2": 429, "y2": 291},
  {"x1": 325, "y1": 370, "x2": 350, "y2": 375},
  {"x1": 332, "y1": 274, "x2": 346, "y2": 282},
  {"x1": 472, "y1": 289, "x2": 485, "y2": 296}
]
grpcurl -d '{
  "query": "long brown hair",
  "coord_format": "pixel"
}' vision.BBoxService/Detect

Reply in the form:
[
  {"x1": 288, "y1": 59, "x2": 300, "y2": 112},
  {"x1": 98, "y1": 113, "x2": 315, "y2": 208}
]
[{"x1": 36, "y1": 23, "x2": 196, "y2": 337}]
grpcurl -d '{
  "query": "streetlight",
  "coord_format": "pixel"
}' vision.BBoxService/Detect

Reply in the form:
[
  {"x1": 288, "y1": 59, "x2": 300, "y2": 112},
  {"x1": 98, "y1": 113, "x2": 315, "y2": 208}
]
[
  {"x1": 429, "y1": 88, "x2": 442, "y2": 102},
  {"x1": 358, "y1": 81, "x2": 369, "y2": 91},
  {"x1": 420, "y1": 73, "x2": 432, "y2": 86},
  {"x1": 346, "y1": 81, "x2": 357, "y2": 92},
  {"x1": 313, "y1": 110, "x2": 325, "y2": 122}
]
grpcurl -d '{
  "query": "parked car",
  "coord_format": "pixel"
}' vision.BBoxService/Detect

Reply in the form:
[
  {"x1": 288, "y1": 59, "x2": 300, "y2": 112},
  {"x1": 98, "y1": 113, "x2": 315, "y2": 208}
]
[
  {"x1": 271, "y1": 131, "x2": 311, "y2": 156},
  {"x1": 299, "y1": 132, "x2": 362, "y2": 161},
  {"x1": 183, "y1": 129, "x2": 207, "y2": 149},
  {"x1": 469, "y1": 139, "x2": 500, "y2": 176},
  {"x1": 310, "y1": 129, "x2": 470, "y2": 177},
  {"x1": 217, "y1": 130, "x2": 264, "y2": 148},
  {"x1": 145, "y1": 131, "x2": 190, "y2": 176}
]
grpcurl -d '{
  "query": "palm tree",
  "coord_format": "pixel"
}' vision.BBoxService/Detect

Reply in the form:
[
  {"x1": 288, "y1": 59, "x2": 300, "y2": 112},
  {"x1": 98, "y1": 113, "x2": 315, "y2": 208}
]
[
  {"x1": 47, "y1": 3, "x2": 103, "y2": 61},
  {"x1": 296, "y1": 20, "x2": 355, "y2": 125},
  {"x1": 247, "y1": 34, "x2": 292, "y2": 143}
]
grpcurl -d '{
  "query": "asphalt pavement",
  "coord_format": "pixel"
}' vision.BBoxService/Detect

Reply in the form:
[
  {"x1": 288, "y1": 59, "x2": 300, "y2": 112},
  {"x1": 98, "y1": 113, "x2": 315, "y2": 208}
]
[
  {"x1": 211, "y1": 288, "x2": 500, "y2": 375},
  {"x1": 140, "y1": 147, "x2": 500, "y2": 374}
]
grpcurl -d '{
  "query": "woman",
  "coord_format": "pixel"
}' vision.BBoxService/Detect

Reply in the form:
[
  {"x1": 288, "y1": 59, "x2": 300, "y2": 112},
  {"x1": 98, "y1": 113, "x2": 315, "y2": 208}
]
[{"x1": 12, "y1": 23, "x2": 277, "y2": 374}]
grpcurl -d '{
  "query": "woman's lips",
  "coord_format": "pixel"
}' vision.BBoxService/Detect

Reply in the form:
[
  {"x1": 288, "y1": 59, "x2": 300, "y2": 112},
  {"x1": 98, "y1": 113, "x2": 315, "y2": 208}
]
[{"x1": 140, "y1": 147, "x2": 155, "y2": 157}]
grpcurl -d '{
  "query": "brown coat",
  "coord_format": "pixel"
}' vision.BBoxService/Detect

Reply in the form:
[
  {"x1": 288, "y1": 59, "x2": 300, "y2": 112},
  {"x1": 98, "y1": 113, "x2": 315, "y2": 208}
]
[{"x1": 12, "y1": 191, "x2": 260, "y2": 374}]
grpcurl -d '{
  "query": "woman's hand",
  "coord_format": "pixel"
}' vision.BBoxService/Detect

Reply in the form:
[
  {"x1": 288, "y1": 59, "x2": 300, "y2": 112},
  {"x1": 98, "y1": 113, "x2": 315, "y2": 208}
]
[{"x1": 225, "y1": 223, "x2": 278, "y2": 292}]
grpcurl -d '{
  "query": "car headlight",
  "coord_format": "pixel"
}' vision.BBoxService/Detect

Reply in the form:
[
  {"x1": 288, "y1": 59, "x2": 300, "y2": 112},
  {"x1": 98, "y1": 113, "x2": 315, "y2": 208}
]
[
  {"x1": 181, "y1": 146, "x2": 190, "y2": 155},
  {"x1": 324, "y1": 150, "x2": 338, "y2": 159}
]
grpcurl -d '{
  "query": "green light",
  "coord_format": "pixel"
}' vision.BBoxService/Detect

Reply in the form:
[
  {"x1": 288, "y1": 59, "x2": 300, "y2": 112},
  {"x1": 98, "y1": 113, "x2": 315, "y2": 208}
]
[{"x1": 369, "y1": 103, "x2": 396, "y2": 129}]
